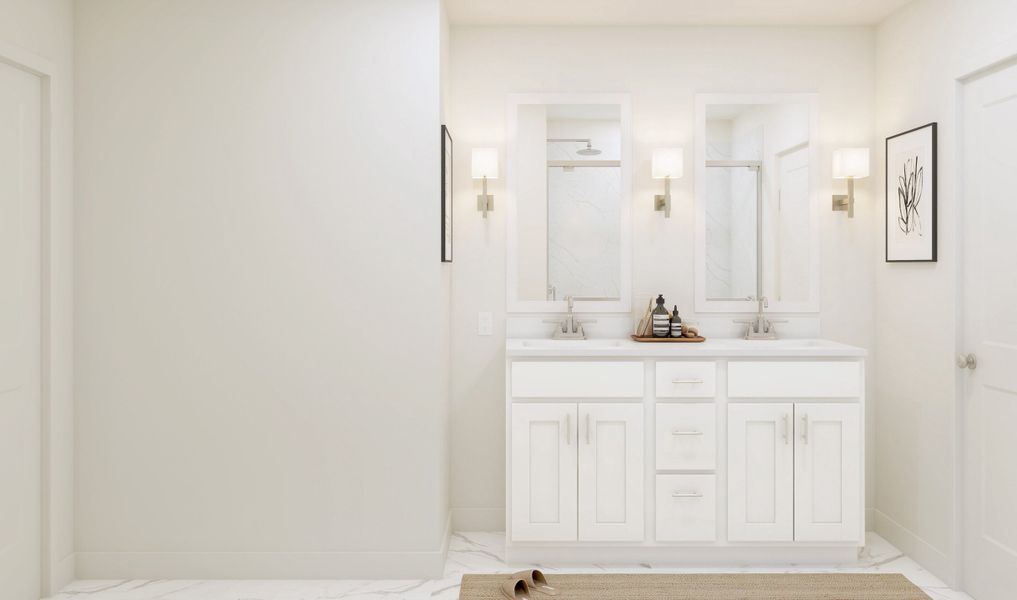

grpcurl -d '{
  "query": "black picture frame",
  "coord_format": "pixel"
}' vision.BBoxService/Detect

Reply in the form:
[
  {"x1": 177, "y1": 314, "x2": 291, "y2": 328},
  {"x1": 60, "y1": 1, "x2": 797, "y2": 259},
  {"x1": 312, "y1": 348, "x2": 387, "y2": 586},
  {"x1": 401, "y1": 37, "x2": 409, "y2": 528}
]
[
  {"x1": 441, "y1": 124, "x2": 453, "y2": 263},
  {"x1": 885, "y1": 122, "x2": 937, "y2": 262}
]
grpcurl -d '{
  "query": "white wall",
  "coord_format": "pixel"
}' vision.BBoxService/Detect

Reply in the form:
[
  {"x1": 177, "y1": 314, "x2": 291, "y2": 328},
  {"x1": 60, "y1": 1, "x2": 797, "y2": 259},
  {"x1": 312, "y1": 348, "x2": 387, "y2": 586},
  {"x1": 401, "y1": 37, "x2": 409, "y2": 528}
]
[
  {"x1": 74, "y1": 0, "x2": 451, "y2": 579},
  {"x1": 0, "y1": 0, "x2": 75, "y2": 593},
  {"x1": 448, "y1": 26, "x2": 877, "y2": 530},
  {"x1": 873, "y1": 0, "x2": 1017, "y2": 585}
]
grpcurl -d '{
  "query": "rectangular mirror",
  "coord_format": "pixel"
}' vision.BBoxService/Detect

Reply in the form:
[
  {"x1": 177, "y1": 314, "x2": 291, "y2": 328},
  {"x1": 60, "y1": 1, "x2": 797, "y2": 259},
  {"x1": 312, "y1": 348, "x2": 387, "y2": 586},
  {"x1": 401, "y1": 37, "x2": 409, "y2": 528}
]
[
  {"x1": 507, "y1": 94, "x2": 631, "y2": 313},
  {"x1": 695, "y1": 94, "x2": 819, "y2": 313}
]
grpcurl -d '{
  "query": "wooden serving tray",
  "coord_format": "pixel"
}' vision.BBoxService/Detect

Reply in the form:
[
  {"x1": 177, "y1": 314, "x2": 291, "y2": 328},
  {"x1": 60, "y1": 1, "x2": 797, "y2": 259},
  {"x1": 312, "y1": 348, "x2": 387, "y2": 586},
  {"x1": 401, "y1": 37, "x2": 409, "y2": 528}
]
[{"x1": 631, "y1": 335, "x2": 706, "y2": 343}]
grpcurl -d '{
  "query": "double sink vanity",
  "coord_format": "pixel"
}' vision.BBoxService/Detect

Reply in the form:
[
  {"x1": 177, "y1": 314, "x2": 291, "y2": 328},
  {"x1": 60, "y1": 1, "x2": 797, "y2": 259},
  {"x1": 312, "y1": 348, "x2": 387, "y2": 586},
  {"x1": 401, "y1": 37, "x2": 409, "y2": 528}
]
[
  {"x1": 504, "y1": 338, "x2": 866, "y2": 564},
  {"x1": 500, "y1": 92, "x2": 865, "y2": 564}
]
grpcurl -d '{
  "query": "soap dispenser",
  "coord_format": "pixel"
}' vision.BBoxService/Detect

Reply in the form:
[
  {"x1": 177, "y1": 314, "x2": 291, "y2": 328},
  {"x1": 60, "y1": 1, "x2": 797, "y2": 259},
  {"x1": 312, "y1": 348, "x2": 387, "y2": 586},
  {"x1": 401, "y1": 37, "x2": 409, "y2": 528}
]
[
  {"x1": 652, "y1": 295, "x2": 670, "y2": 337},
  {"x1": 670, "y1": 305, "x2": 683, "y2": 338}
]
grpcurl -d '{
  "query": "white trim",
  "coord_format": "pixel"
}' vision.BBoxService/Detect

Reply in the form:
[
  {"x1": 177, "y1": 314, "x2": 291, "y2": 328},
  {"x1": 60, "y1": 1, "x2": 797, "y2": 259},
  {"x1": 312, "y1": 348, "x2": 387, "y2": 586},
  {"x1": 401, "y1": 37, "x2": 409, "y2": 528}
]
[
  {"x1": 0, "y1": 41, "x2": 69, "y2": 597},
  {"x1": 506, "y1": 93, "x2": 632, "y2": 314},
  {"x1": 873, "y1": 509, "x2": 955, "y2": 586},
  {"x1": 77, "y1": 514, "x2": 453, "y2": 580},
  {"x1": 693, "y1": 93, "x2": 821, "y2": 314},
  {"x1": 954, "y1": 33, "x2": 1017, "y2": 81},
  {"x1": 506, "y1": 544, "x2": 859, "y2": 565}
]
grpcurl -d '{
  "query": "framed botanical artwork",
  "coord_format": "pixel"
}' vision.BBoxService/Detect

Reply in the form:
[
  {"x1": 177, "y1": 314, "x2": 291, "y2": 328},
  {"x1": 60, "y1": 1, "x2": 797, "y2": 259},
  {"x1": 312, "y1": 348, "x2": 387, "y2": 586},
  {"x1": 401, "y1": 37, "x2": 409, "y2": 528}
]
[
  {"x1": 441, "y1": 124, "x2": 453, "y2": 263},
  {"x1": 886, "y1": 122, "x2": 937, "y2": 262}
]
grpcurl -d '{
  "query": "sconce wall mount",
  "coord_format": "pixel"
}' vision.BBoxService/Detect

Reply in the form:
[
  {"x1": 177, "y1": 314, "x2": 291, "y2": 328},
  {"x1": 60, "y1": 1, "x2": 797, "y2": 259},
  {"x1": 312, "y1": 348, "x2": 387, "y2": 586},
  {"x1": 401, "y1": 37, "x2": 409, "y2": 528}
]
[
  {"x1": 652, "y1": 148, "x2": 683, "y2": 219},
  {"x1": 471, "y1": 147, "x2": 499, "y2": 218},
  {"x1": 832, "y1": 147, "x2": 870, "y2": 219}
]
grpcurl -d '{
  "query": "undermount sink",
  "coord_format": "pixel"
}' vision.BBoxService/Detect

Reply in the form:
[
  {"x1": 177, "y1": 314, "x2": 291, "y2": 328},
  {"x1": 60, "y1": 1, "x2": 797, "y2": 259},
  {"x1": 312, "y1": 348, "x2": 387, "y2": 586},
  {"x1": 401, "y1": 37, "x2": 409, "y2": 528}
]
[
  {"x1": 723, "y1": 338, "x2": 837, "y2": 348},
  {"x1": 520, "y1": 339, "x2": 624, "y2": 348}
]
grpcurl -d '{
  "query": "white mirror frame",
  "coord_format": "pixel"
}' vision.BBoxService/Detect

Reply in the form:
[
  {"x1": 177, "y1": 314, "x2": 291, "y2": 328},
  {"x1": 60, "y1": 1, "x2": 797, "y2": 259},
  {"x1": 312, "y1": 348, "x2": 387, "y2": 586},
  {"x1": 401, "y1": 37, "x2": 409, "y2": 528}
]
[
  {"x1": 506, "y1": 93, "x2": 632, "y2": 313},
  {"x1": 693, "y1": 93, "x2": 821, "y2": 314}
]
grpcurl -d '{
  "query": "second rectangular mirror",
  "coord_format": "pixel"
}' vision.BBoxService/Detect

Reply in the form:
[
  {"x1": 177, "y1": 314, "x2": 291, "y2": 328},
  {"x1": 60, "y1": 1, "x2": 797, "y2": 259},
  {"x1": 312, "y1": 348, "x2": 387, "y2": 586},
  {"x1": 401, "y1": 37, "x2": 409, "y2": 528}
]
[{"x1": 695, "y1": 94, "x2": 820, "y2": 313}]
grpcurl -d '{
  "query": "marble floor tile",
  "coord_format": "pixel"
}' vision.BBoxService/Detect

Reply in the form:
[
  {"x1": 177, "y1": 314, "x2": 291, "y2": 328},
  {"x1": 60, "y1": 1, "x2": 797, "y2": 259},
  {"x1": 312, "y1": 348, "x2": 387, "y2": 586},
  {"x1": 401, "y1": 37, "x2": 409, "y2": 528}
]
[{"x1": 47, "y1": 532, "x2": 973, "y2": 600}]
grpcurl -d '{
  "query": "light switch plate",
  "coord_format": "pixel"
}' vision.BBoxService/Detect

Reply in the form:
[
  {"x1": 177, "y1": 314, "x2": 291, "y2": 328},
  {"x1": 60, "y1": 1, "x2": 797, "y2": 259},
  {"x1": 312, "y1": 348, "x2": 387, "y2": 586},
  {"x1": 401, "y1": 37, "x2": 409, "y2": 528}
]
[{"x1": 478, "y1": 312, "x2": 493, "y2": 336}]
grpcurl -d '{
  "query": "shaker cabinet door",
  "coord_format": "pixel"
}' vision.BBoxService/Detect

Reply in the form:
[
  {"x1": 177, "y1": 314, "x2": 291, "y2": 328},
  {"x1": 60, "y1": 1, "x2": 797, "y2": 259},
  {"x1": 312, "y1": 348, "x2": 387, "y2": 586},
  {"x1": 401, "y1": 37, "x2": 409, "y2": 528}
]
[
  {"x1": 794, "y1": 403, "x2": 861, "y2": 542},
  {"x1": 511, "y1": 403, "x2": 578, "y2": 541},
  {"x1": 578, "y1": 404, "x2": 644, "y2": 541},
  {"x1": 728, "y1": 403, "x2": 794, "y2": 542}
]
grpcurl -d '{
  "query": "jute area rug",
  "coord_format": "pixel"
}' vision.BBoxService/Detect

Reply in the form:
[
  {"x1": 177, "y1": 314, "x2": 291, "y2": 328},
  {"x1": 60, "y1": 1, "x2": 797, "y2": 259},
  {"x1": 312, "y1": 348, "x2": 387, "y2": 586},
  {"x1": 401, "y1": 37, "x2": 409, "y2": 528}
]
[{"x1": 459, "y1": 573, "x2": 931, "y2": 599}]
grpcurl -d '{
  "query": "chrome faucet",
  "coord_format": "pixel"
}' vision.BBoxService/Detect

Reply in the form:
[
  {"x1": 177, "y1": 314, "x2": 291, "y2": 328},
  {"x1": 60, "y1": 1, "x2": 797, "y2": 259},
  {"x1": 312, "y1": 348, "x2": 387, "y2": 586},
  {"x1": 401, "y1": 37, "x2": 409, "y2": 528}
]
[
  {"x1": 734, "y1": 296, "x2": 786, "y2": 340},
  {"x1": 545, "y1": 296, "x2": 596, "y2": 340}
]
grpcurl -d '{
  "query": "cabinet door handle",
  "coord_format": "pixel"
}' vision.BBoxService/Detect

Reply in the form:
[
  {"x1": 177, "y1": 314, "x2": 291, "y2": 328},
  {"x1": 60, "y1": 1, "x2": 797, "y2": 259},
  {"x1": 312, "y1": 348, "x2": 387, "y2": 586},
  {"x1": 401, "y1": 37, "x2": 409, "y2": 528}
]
[
  {"x1": 585, "y1": 413, "x2": 591, "y2": 445},
  {"x1": 801, "y1": 414, "x2": 809, "y2": 444},
  {"x1": 671, "y1": 378, "x2": 704, "y2": 384},
  {"x1": 565, "y1": 413, "x2": 571, "y2": 445},
  {"x1": 672, "y1": 430, "x2": 703, "y2": 436},
  {"x1": 782, "y1": 413, "x2": 789, "y2": 445},
  {"x1": 672, "y1": 491, "x2": 703, "y2": 498}
]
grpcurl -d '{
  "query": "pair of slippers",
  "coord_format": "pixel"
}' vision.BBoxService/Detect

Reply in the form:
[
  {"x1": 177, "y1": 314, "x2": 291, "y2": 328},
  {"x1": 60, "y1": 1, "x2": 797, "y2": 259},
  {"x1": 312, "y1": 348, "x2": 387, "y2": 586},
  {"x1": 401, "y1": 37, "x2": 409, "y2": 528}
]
[{"x1": 502, "y1": 569, "x2": 558, "y2": 599}]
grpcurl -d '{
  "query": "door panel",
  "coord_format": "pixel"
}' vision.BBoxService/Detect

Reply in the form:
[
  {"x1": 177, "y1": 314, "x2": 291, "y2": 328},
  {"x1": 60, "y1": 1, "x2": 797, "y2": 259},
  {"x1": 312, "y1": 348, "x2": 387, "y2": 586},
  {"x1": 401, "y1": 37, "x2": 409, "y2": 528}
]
[
  {"x1": 961, "y1": 57, "x2": 1017, "y2": 600},
  {"x1": 0, "y1": 60, "x2": 42, "y2": 600},
  {"x1": 728, "y1": 403, "x2": 793, "y2": 541},
  {"x1": 579, "y1": 404, "x2": 643, "y2": 541},
  {"x1": 511, "y1": 404, "x2": 578, "y2": 541},
  {"x1": 794, "y1": 403, "x2": 861, "y2": 542}
]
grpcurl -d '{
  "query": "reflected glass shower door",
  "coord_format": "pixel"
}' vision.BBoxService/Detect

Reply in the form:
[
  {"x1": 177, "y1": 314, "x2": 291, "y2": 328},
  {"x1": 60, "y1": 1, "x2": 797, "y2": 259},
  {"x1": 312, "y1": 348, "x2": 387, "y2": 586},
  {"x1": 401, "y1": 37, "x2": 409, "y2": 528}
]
[
  {"x1": 704, "y1": 163, "x2": 759, "y2": 301},
  {"x1": 547, "y1": 165, "x2": 621, "y2": 301}
]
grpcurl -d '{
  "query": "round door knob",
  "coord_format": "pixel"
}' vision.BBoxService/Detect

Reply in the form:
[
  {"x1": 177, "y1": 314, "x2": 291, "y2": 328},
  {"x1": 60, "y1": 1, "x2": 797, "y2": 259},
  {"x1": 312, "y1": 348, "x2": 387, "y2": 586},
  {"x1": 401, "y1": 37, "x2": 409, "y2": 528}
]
[{"x1": 957, "y1": 353, "x2": 977, "y2": 370}]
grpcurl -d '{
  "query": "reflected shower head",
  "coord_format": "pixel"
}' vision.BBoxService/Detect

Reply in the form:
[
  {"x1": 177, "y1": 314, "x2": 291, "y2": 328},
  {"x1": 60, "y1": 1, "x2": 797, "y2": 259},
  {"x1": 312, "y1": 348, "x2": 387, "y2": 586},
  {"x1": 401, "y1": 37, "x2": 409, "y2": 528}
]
[{"x1": 576, "y1": 141, "x2": 601, "y2": 156}]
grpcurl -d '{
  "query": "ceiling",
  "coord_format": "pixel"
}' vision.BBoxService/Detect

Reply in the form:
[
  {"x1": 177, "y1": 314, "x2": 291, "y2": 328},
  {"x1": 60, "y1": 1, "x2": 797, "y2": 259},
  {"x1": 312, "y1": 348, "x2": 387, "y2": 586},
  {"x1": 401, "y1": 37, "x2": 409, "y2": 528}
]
[{"x1": 444, "y1": 0, "x2": 915, "y2": 27}]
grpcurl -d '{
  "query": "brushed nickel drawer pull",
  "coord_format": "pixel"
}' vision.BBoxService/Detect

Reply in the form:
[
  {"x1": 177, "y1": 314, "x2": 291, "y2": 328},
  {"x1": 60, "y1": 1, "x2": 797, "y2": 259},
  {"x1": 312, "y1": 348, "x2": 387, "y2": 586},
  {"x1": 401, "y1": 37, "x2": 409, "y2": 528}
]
[
  {"x1": 672, "y1": 491, "x2": 703, "y2": 498},
  {"x1": 671, "y1": 378, "x2": 704, "y2": 384},
  {"x1": 671, "y1": 430, "x2": 703, "y2": 436}
]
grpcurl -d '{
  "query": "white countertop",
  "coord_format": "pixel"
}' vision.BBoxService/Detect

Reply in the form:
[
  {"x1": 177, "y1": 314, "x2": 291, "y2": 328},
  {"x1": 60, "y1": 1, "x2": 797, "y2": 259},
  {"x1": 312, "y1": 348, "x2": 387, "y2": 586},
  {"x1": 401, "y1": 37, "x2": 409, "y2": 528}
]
[{"x1": 505, "y1": 337, "x2": 867, "y2": 358}]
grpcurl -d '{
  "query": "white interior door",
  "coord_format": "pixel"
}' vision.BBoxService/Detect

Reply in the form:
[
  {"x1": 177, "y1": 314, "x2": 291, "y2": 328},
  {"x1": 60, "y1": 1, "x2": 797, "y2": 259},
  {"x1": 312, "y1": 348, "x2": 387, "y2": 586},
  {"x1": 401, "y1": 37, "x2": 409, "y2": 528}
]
[
  {"x1": 510, "y1": 403, "x2": 578, "y2": 541},
  {"x1": 578, "y1": 403, "x2": 643, "y2": 541},
  {"x1": 793, "y1": 403, "x2": 861, "y2": 542},
  {"x1": 961, "y1": 57, "x2": 1017, "y2": 600},
  {"x1": 772, "y1": 144, "x2": 810, "y2": 304},
  {"x1": 728, "y1": 403, "x2": 793, "y2": 541},
  {"x1": 0, "y1": 60, "x2": 43, "y2": 600}
]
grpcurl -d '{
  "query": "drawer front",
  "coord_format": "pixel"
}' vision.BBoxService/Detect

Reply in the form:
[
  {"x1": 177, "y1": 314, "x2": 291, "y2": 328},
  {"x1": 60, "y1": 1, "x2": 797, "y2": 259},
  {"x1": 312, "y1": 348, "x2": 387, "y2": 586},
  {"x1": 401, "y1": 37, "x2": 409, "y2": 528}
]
[
  {"x1": 727, "y1": 361, "x2": 862, "y2": 398},
  {"x1": 655, "y1": 361, "x2": 717, "y2": 398},
  {"x1": 655, "y1": 474, "x2": 717, "y2": 542},
  {"x1": 511, "y1": 361, "x2": 644, "y2": 398},
  {"x1": 655, "y1": 404, "x2": 716, "y2": 470}
]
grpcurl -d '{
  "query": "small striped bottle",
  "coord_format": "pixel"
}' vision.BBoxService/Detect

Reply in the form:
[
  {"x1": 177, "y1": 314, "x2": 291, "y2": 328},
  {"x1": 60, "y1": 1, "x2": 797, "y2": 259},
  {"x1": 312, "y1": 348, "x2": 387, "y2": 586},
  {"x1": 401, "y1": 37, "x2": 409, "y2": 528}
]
[{"x1": 652, "y1": 295, "x2": 670, "y2": 338}]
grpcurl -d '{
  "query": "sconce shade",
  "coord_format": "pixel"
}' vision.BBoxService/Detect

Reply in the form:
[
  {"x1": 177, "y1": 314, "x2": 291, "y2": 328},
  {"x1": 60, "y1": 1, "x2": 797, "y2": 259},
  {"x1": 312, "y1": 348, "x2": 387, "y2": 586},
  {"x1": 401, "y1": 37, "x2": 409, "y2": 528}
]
[
  {"x1": 471, "y1": 148, "x2": 499, "y2": 179},
  {"x1": 833, "y1": 147, "x2": 870, "y2": 179},
  {"x1": 652, "y1": 148, "x2": 683, "y2": 179}
]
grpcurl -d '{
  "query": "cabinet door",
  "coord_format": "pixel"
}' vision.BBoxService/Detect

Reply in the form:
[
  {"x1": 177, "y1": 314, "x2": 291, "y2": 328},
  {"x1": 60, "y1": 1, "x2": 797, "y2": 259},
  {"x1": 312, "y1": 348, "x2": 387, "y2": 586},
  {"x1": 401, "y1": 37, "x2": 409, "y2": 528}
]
[
  {"x1": 728, "y1": 403, "x2": 794, "y2": 541},
  {"x1": 511, "y1": 404, "x2": 578, "y2": 541},
  {"x1": 579, "y1": 404, "x2": 644, "y2": 541},
  {"x1": 794, "y1": 403, "x2": 861, "y2": 542}
]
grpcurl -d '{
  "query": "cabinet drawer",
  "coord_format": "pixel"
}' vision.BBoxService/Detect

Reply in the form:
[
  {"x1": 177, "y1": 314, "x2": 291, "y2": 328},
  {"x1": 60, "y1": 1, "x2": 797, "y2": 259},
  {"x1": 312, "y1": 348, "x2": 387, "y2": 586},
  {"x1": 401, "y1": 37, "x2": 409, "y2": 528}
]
[
  {"x1": 511, "y1": 361, "x2": 644, "y2": 398},
  {"x1": 655, "y1": 474, "x2": 716, "y2": 542},
  {"x1": 727, "y1": 361, "x2": 861, "y2": 398},
  {"x1": 655, "y1": 404, "x2": 716, "y2": 470},
  {"x1": 655, "y1": 361, "x2": 717, "y2": 398}
]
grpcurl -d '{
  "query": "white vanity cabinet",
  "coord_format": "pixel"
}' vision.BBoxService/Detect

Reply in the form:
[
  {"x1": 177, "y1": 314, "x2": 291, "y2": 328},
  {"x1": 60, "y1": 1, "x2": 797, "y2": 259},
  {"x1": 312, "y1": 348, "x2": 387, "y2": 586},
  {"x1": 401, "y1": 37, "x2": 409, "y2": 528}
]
[
  {"x1": 505, "y1": 340, "x2": 866, "y2": 565},
  {"x1": 510, "y1": 402, "x2": 644, "y2": 542}
]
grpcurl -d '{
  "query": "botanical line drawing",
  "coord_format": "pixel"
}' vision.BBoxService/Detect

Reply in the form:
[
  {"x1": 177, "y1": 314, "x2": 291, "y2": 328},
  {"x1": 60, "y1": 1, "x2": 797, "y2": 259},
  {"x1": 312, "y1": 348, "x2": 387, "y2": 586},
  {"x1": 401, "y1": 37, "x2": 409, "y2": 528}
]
[{"x1": 897, "y1": 155, "x2": 923, "y2": 236}]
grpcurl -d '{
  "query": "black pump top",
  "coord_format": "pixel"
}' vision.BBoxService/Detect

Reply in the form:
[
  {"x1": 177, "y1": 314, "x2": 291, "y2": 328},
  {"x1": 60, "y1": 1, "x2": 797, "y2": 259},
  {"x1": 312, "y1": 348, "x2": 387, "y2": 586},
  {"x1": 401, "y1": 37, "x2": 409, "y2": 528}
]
[{"x1": 656, "y1": 294, "x2": 665, "y2": 306}]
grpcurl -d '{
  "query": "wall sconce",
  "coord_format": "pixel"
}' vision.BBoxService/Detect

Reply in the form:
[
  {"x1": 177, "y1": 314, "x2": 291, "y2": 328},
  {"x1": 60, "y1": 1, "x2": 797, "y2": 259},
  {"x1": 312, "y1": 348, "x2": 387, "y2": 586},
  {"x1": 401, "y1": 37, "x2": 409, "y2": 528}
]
[
  {"x1": 652, "y1": 148, "x2": 683, "y2": 218},
  {"x1": 832, "y1": 148, "x2": 870, "y2": 218},
  {"x1": 471, "y1": 148, "x2": 499, "y2": 218}
]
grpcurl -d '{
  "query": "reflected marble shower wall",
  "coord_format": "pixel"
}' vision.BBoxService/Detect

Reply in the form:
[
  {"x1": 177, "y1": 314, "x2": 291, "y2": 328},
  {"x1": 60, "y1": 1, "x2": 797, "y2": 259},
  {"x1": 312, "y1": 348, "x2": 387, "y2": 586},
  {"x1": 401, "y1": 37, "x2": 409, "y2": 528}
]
[{"x1": 547, "y1": 164, "x2": 621, "y2": 300}]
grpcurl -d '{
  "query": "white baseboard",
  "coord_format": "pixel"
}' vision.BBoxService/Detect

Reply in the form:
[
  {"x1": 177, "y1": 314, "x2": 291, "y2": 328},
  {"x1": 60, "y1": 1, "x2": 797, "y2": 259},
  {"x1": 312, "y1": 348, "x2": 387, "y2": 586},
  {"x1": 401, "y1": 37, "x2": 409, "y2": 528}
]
[
  {"x1": 77, "y1": 513, "x2": 453, "y2": 581},
  {"x1": 452, "y1": 507, "x2": 504, "y2": 532},
  {"x1": 873, "y1": 509, "x2": 955, "y2": 585}
]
